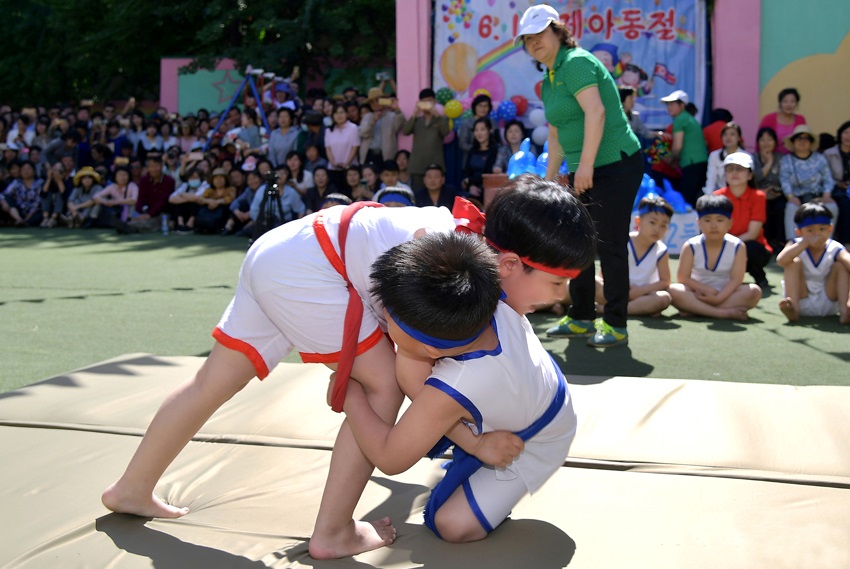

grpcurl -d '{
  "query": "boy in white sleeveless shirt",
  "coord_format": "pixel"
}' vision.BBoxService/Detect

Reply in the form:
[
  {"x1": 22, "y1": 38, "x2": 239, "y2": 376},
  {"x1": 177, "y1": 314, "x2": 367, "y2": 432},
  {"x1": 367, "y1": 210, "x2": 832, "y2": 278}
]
[{"x1": 669, "y1": 194, "x2": 762, "y2": 319}]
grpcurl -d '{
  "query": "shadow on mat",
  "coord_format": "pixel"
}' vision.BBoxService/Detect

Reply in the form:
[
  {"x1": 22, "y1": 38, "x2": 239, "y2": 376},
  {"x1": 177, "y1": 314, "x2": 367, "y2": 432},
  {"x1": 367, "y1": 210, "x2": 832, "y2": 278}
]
[
  {"x1": 96, "y1": 514, "x2": 268, "y2": 568},
  {"x1": 0, "y1": 355, "x2": 182, "y2": 400},
  {"x1": 411, "y1": 519, "x2": 575, "y2": 568},
  {"x1": 550, "y1": 346, "x2": 654, "y2": 384}
]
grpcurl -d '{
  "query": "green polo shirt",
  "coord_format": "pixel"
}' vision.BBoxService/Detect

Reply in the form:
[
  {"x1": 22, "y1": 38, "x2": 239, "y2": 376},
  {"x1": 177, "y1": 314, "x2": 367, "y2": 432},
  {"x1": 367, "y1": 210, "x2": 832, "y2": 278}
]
[
  {"x1": 672, "y1": 112, "x2": 708, "y2": 167},
  {"x1": 541, "y1": 46, "x2": 640, "y2": 170}
]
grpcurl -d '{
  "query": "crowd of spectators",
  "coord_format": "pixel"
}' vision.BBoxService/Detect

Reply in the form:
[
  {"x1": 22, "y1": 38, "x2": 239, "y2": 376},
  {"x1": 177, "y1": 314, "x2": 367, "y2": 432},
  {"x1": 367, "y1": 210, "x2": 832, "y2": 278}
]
[{"x1": 1, "y1": 78, "x2": 848, "y2": 249}]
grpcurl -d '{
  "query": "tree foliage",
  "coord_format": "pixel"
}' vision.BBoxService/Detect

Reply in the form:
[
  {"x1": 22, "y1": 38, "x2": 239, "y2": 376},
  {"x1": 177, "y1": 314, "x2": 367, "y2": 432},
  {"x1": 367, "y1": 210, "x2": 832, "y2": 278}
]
[{"x1": 1, "y1": 0, "x2": 396, "y2": 107}]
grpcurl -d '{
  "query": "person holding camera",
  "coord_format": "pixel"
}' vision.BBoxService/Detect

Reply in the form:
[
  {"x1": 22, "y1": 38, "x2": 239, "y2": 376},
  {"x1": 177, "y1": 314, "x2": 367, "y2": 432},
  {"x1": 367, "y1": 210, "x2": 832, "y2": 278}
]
[
  {"x1": 402, "y1": 88, "x2": 450, "y2": 191},
  {"x1": 359, "y1": 78, "x2": 405, "y2": 166}
]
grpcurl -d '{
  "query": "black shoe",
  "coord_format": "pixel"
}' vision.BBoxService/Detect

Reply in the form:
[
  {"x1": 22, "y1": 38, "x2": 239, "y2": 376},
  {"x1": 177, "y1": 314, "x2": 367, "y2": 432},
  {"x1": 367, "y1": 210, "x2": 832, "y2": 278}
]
[{"x1": 756, "y1": 278, "x2": 770, "y2": 289}]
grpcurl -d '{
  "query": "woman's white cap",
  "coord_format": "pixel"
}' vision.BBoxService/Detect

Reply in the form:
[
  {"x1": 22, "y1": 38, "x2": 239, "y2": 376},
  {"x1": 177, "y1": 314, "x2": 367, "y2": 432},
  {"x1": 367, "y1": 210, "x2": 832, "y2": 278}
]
[
  {"x1": 722, "y1": 152, "x2": 753, "y2": 170},
  {"x1": 514, "y1": 4, "x2": 560, "y2": 45}
]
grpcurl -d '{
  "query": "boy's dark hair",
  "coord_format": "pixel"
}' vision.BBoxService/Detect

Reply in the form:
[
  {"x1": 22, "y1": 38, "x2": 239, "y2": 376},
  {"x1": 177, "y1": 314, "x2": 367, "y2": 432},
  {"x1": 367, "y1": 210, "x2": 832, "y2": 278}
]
[
  {"x1": 618, "y1": 86, "x2": 636, "y2": 103},
  {"x1": 370, "y1": 232, "x2": 500, "y2": 342},
  {"x1": 794, "y1": 201, "x2": 833, "y2": 225},
  {"x1": 322, "y1": 192, "x2": 352, "y2": 206},
  {"x1": 695, "y1": 194, "x2": 733, "y2": 216},
  {"x1": 637, "y1": 196, "x2": 673, "y2": 218},
  {"x1": 424, "y1": 163, "x2": 444, "y2": 175},
  {"x1": 419, "y1": 88, "x2": 436, "y2": 100},
  {"x1": 146, "y1": 154, "x2": 163, "y2": 164},
  {"x1": 373, "y1": 186, "x2": 415, "y2": 206},
  {"x1": 381, "y1": 159, "x2": 399, "y2": 173},
  {"x1": 484, "y1": 174, "x2": 596, "y2": 273}
]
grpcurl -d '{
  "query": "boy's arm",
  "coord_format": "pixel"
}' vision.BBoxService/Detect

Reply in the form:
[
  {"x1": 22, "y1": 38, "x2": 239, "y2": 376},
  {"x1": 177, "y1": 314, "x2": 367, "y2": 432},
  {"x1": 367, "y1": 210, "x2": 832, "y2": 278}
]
[
  {"x1": 776, "y1": 238, "x2": 808, "y2": 267},
  {"x1": 677, "y1": 245, "x2": 714, "y2": 295},
  {"x1": 712, "y1": 244, "x2": 748, "y2": 304},
  {"x1": 631, "y1": 252, "x2": 672, "y2": 298},
  {"x1": 836, "y1": 248, "x2": 850, "y2": 272},
  {"x1": 395, "y1": 353, "x2": 524, "y2": 464},
  {"x1": 343, "y1": 380, "x2": 468, "y2": 475}
]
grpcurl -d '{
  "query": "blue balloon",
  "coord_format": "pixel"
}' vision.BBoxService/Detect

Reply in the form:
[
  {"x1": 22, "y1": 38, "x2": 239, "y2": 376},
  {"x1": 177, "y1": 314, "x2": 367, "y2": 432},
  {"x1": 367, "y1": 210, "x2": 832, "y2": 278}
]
[
  {"x1": 661, "y1": 179, "x2": 689, "y2": 213},
  {"x1": 632, "y1": 174, "x2": 657, "y2": 211},
  {"x1": 497, "y1": 100, "x2": 517, "y2": 121},
  {"x1": 507, "y1": 137, "x2": 537, "y2": 179}
]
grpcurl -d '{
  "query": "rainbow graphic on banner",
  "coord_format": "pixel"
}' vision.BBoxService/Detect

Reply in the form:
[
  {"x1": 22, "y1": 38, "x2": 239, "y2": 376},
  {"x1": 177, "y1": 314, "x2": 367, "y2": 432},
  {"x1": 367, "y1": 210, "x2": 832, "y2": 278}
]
[{"x1": 477, "y1": 41, "x2": 523, "y2": 71}]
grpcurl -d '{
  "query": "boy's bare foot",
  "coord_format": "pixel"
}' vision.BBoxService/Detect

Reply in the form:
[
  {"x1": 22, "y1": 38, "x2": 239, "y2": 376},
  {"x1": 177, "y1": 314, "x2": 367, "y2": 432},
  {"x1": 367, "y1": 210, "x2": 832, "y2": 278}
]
[
  {"x1": 779, "y1": 298, "x2": 799, "y2": 322},
  {"x1": 840, "y1": 310, "x2": 850, "y2": 325},
  {"x1": 677, "y1": 310, "x2": 692, "y2": 318},
  {"x1": 724, "y1": 307, "x2": 749, "y2": 321},
  {"x1": 309, "y1": 518, "x2": 396, "y2": 559},
  {"x1": 101, "y1": 482, "x2": 189, "y2": 518}
]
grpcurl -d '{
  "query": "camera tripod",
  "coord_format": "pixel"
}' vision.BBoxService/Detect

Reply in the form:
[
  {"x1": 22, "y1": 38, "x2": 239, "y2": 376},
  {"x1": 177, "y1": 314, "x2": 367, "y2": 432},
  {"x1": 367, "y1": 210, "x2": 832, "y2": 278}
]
[{"x1": 253, "y1": 171, "x2": 291, "y2": 240}]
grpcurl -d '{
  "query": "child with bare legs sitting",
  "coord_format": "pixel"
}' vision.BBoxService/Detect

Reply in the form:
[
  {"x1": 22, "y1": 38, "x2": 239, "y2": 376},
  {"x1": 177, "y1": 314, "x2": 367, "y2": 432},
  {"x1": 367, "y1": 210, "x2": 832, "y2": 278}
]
[
  {"x1": 669, "y1": 194, "x2": 762, "y2": 320},
  {"x1": 776, "y1": 202, "x2": 850, "y2": 324},
  {"x1": 593, "y1": 196, "x2": 674, "y2": 317}
]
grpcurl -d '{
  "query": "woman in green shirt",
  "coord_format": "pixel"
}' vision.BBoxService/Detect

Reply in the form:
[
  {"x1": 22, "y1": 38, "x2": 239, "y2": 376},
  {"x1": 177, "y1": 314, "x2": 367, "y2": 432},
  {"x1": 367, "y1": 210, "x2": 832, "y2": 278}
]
[{"x1": 516, "y1": 4, "x2": 643, "y2": 348}]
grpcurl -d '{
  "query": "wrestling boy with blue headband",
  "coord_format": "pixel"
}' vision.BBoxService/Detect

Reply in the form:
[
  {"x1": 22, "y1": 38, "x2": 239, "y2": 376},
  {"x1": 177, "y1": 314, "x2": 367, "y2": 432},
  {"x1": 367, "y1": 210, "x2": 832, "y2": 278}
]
[{"x1": 338, "y1": 176, "x2": 596, "y2": 543}]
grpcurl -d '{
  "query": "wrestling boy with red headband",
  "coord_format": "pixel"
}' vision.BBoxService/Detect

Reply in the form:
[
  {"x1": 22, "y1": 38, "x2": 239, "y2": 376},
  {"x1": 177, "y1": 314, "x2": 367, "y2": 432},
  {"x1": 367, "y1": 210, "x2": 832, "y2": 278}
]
[
  {"x1": 102, "y1": 175, "x2": 593, "y2": 559},
  {"x1": 339, "y1": 178, "x2": 597, "y2": 543}
]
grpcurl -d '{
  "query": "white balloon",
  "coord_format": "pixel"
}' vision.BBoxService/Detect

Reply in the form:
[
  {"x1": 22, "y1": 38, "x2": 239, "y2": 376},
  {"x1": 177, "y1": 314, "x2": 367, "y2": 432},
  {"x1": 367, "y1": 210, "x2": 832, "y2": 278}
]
[
  {"x1": 529, "y1": 108, "x2": 547, "y2": 127},
  {"x1": 532, "y1": 125, "x2": 549, "y2": 146}
]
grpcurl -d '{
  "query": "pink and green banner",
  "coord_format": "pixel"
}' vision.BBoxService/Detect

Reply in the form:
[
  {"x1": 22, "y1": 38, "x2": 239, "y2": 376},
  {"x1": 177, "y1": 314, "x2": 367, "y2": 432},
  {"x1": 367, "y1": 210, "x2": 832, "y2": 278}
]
[{"x1": 433, "y1": 0, "x2": 706, "y2": 129}]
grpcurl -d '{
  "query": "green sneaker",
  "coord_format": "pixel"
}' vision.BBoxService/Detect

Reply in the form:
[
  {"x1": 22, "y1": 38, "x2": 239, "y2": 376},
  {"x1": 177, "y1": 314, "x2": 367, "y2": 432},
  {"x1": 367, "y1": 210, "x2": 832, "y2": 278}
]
[
  {"x1": 545, "y1": 315, "x2": 595, "y2": 337},
  {"x1": 588, "y1": 319, "x2": 628, "y2": 348}
]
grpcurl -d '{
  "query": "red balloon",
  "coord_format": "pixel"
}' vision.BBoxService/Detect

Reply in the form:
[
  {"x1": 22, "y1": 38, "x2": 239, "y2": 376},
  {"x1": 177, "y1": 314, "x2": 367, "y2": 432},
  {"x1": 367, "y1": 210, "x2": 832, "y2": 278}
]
[
  {"x1": 510, "y1": 95, "x2": 529, "y2": 116},
  {"x1": 534, "y1": 81, "x2": 543, "y2": 100}
]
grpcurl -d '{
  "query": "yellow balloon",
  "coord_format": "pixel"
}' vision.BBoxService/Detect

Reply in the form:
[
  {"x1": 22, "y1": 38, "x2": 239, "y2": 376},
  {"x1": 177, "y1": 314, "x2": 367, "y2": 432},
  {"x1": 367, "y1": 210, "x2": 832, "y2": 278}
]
[
  {"x1": 440, "y1": 42, "x2": 478, "y2": 92},
  {"x1": 444, "y1": 99, "x2": 463, "y2": 119}
]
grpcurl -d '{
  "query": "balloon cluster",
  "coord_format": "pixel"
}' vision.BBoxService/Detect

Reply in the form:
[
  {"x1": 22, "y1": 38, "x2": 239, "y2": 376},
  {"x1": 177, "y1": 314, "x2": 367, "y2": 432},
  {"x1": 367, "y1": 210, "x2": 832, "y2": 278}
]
[
  {"x1": 631, "y1": 174, "x2": 690, "y2": 214},
  {"x1": 506, "y1": 138, "x2": 537, "y2": 179},
  {"x1": 534, "y1": 141, "x2": 569, "y2": 177}
]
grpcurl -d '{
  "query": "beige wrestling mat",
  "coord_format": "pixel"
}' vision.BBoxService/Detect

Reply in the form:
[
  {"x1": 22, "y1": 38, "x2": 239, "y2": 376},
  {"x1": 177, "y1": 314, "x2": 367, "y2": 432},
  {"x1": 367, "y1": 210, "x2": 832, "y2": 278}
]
[{"x1": 1, "y1": 354, "x2": 849, "y2": 568}]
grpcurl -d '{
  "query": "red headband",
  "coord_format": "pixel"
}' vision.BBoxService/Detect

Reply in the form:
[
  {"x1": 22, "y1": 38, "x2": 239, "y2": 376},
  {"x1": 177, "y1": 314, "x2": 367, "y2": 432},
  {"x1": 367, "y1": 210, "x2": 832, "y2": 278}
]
[
  {"x1": 486, "y1": 239, "x2": 581, "y2": 278},
  {"x1": 451, "y1": 196, "x2": 486, "y2": 235}
]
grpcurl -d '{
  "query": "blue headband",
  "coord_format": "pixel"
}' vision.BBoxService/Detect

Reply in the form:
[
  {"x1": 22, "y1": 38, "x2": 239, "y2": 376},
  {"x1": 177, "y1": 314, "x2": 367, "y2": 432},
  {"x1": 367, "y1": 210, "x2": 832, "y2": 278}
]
[
  {"x1": 378, "y1": 194, "x2": 413, "y2": 207},
  {"x1": 638, "y1": 205, "x2": 671, "y2": 216},
  {"x1": 387, "y1": 309, "x2": 487, "y2": 350},
  {"x1": 697, "y1": 208, "x2": 732, "y2": 219},
  {"x1": 797, "y1": 215, "x2": 832, "y2": 228}
]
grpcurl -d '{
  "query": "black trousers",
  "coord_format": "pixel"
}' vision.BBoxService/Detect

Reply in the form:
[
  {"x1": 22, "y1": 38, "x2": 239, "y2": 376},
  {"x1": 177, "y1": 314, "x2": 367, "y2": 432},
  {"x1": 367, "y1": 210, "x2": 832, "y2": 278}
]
[
  {"x1": 745, "y1": 240, "x2": 771, "y2": 284},
  {"x1": 568, "y1": 150, "x2": 644, "y2": 328},
  {"x1": 679, "y1": 161, "x2": 708, "y2": 208}
]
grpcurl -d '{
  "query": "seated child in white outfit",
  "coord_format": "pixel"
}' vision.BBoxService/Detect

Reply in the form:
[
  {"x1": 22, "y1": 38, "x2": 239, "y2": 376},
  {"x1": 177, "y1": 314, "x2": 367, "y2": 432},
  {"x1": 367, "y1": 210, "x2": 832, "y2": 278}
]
[
  {"x1": 777, "y1": 202, "x2": 850, "y2": 324},
  {"x1": 595, "y1": 196, "x2": 673, "y2": 316},
  {"x1": 669, "y1": 194, "x2": 762, "y2": 320}
]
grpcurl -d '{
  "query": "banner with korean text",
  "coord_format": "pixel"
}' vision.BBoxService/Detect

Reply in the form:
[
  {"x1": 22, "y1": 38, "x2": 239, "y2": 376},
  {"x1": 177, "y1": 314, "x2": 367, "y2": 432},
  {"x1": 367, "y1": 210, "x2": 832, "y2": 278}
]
[{"x1": 433, "y1": 0, "x2": 706, "y2": 129}]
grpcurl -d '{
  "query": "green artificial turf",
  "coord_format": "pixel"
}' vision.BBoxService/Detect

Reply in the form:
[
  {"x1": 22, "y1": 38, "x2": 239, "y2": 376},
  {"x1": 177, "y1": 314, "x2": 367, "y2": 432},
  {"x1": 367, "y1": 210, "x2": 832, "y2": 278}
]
[{"x1": 2, "y1": 227, "x2": 848, "y2": 392}]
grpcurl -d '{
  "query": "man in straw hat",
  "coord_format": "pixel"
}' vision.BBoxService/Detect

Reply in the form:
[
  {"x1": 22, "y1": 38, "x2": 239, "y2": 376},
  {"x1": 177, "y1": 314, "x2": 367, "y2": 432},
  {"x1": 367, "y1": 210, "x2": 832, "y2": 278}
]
[{"x1": 359, "y1": 86, "x2": 405, "y2": 166}]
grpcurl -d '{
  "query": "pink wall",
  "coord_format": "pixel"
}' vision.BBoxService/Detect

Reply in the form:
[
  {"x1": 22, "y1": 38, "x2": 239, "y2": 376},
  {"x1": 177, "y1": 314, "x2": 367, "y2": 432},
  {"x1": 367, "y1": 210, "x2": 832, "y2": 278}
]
[
  {"x1": 395, "y1": 0, "x2": 432, "y2": 151},
  {"x1": 712, "y1": 0, "x2": 761, "y2": 150},
  {"x1": 159, "y1": 58, "x2": 238, "y2": 114}
]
